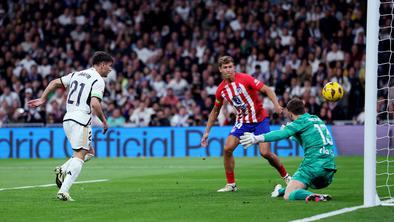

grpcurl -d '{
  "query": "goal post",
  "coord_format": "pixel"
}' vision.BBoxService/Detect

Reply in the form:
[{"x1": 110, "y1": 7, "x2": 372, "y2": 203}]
[
  {"x1": 364, "y1": 0, "x2": 379, "y2": 207},
  {"x1": 365, "y1": 0, "x2": 394, "y2": 207}
]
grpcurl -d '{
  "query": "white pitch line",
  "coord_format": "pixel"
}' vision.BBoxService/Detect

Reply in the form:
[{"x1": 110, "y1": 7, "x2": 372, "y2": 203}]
[
  {"x1": 0, "y1": 165, "x2": 219, "y2": 170},
  {"x1": 0, "y1": 179, "x2": 109, "y2": 192},
  {"x1": 290, "y1": 205, "x2": 366, "y2": 222},
  {"x1": 291, "y1": 197, "x2": 394, "y2": 221}
]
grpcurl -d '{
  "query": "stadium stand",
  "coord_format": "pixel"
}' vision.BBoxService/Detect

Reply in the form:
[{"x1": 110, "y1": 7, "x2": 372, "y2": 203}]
[{"x1": 0, "y1": 0, "x2": 367, "y2": 127}]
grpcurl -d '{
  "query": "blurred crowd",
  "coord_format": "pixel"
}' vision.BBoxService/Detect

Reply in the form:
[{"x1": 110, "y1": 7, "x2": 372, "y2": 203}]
[{"x1": 0, "y1": 0, "x2": 369, "y2": 127}]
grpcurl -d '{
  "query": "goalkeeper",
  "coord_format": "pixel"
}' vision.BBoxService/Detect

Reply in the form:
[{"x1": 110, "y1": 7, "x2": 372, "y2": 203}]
[{"x1": 240, "y1": 98, "x2": 336, "y2": 202}]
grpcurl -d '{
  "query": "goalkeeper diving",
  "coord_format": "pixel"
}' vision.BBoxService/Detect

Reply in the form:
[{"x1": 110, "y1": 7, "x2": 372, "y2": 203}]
[{"x1": 240, "y1": 98, "x2": 336, "y2": 202}]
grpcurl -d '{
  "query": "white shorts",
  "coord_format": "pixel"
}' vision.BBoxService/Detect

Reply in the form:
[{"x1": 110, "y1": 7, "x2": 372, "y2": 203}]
[{"x1": 63, "y1": 121, "x2": 92, "y2": 150}]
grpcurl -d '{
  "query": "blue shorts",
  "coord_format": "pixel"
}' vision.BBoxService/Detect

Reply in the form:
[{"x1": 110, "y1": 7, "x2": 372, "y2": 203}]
[{"x1": 229, "y1": 118, "x2": 271, "y2": 139}]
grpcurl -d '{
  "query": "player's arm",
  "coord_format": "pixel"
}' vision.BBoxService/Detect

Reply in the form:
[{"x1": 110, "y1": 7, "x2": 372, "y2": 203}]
[
  {"x1": 91, "y1": 97, "x2": 108, "y2": 134},
  {"x1": 261, "y1": 127, "x2": 295, "y2": 142},
  {"x1": 240, "y1": 123, "x2": 299, "y2": 148},
  {"x1": 27, "y1": 78, "x2": 63, "y2": 107},
  {"x1": 201, "y1": 104, "x2": 222, "y2": 147},
  {"x1": 91, "y1": 78, "x2": 108, "y2": 134},
  {"x1": 259, "y1": 85, "x2": 283, "y2": 114}
]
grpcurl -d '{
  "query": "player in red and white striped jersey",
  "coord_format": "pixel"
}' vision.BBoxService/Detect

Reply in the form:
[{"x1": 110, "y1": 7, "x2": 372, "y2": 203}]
[{"x1": 201, "y1": 56, "x2": 291, "y2": 192}]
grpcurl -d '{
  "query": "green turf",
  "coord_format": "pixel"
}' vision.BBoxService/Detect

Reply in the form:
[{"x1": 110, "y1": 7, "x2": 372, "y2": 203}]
[{"x1": 0, "y1": 157, "x2": 392, "y2": 222}]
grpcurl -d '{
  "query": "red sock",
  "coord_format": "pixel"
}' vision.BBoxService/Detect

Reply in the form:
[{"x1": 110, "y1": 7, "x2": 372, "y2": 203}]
[
  {"x1": 225, "y1": 171, "x2": 235, "y2": 183},
  {"x1": 278, "y1": 164, "x2": 287, "y2": 177}
]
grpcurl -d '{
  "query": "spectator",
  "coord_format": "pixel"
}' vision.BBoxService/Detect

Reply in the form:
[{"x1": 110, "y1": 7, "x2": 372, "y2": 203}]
[
  {"x1": 253, "y1": 53, "x2": 270, "y2": 78},
  {"x1": 47, "y1": 100, "x2": 63, "y2": 124},
  {"x1": 150, "y1": 75, "x2": 167, "y2": 97},
  {"x1": 319, "y1": 105, "x2": 332, "y2": 124},
  {"x1": 171, "y1": 106, "x2": 190, "y2": 127},
  {"x1": 326, "y1": 43, "x2": 344, "y2": 65},
  {"x1": 305, "y1": 96, "x2": 321, "y2": 116},
  {"x1": 38, "y1": 58, "x2": 52, "y2": 78},
  {"x1": 175, "y1": 0, "x2": 190, "y2": 21},
  {"x1": 129, "y1": 102, "x2": 154, "y2": 127},
  {"x1": 46, "y1": 88, "x2": 65, "y2": 115},
  {"x1": 205, "y1": 76, "x2": 217, "y2": 97},
  {"x1": 0, "y1": 87, "x2": 20, "y2": 108},
  {"x1": 149, "y1": 110, "x2": 171, "y2": 126},
  {"x1": 108, "y1": 108, "x2": 126, "y2": 127},
  {"x1": 167, "y1": 71, "x2": 188, "y2": 98},
  {"x1": 161, "y1": 88, "x2": 180, "y2": 107},
  {"x1": 18, "y1": 54, "x2": 37, "y2": 73},
  {"x1": 287, "y1": 78, "x2": 302, "y2": 97},
  {"x1": 180, "y1": 89, "x2": 196, "y2": 113},
  {"x1": 355, "y1": 110, "x2": 365, "y2": 124},
  {"x1": 280, "y1": 27, "x2": 294, "y2": 47}
]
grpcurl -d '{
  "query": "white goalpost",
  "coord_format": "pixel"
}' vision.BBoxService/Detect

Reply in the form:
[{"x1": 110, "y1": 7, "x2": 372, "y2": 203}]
[
  {"x1": 365, "y1": 0, "x2": 394, "y2": 207},
  {"x1": 364, "y1": 0, "x2": 378, "y2": 207}
]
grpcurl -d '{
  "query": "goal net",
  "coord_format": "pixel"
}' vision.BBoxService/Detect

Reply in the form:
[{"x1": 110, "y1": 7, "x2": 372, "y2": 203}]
[
  {"x1": 377, "y1": 0, "x2": 394, "y2": 205},
  {"x1": 366, "y1": 0, "x2": 394, "y2": 206}
]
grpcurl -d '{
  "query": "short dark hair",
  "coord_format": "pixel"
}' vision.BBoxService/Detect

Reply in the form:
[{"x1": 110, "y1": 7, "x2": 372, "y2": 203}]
[
  {"x1": 286, "y1": 98, "x2": 305, "y2": 115},
  {"x1": 218, "y1": 55, "x2": 234, "y2": 68},
  {"x1": 92, "y1": 51, "x2": 113, "y2": 65}
]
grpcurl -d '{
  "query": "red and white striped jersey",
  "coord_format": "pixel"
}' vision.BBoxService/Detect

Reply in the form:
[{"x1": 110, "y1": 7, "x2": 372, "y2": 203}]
[{"x1": 214, "y1": 73, "x2": 268, "y2": 123}]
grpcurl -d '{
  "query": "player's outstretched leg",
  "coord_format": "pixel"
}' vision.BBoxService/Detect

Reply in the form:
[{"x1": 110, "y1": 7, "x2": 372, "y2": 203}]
[
  {"x1": 287, "y1": 189, "x2": 314, "y2": 201},
  {"x1": 56, "y1": 146, "x2": 94, "y2": 188},
  {"x1": 283, "y1": 179, "x2": 314, "y2": 201},
  {"x1": 218, "y1": 136, "x2": 238, "y2": 192},
  {"x1": 57, "y1": 156, "x2": 84, "y2": 201},
  {"x1": 284, "y1": 185, "x2": 332, "y2": 202},
  {"x1": 54, "y1": 157, "x2": 74, "y2": 188},
  {"x1": 259, "y1": 142, "x2": 290, "y2": 182},
  {"x1": 61, "y1": 158, "x2": 73, "y2": 171}
]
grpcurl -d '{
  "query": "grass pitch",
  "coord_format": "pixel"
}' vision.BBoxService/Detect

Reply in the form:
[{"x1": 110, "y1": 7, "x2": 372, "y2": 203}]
[{"x1": 0, "y1": 157, "x2": 392, "y2": 222}]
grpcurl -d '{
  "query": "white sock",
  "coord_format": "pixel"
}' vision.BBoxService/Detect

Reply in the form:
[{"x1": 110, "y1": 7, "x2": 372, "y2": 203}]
[
  {"x1": 61, "y1": 158, "x2": 73, "y2": 172},
  {"x1": 59, "y1": 157, "x2": 84, "y2": 194}
]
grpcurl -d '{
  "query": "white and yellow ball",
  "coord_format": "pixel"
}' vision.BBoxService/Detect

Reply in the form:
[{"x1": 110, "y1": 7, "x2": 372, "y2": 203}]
[{"x1": 322, "y1": 82, "x2": 344, "y2": 102}]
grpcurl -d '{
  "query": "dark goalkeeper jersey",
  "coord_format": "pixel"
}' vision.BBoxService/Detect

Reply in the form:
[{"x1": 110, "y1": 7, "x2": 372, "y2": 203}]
[{"x1": 264, "y1": 113, "x2": 336, "y2": 170}]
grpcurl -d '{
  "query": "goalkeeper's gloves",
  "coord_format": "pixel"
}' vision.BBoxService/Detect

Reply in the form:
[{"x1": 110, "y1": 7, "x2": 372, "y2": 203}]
[{"x1": 240, "y1": 132, "x2": 265, "y2": 149}]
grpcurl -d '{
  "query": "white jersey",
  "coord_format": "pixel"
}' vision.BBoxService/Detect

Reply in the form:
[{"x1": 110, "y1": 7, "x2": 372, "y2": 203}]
[{"x1": 60, "y1": 68, "x2": 105, "y2": 126}]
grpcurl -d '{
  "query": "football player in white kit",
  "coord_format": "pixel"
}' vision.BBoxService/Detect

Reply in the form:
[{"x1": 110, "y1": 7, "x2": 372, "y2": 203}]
[{"x1": 28, "y1": 51, "x2": 113, "y2": 201}]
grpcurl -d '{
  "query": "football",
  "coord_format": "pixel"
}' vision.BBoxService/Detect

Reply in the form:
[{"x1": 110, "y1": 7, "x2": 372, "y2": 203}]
[{"x1": 322, "y1": 82, "x2": 344, "y2": 102}]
